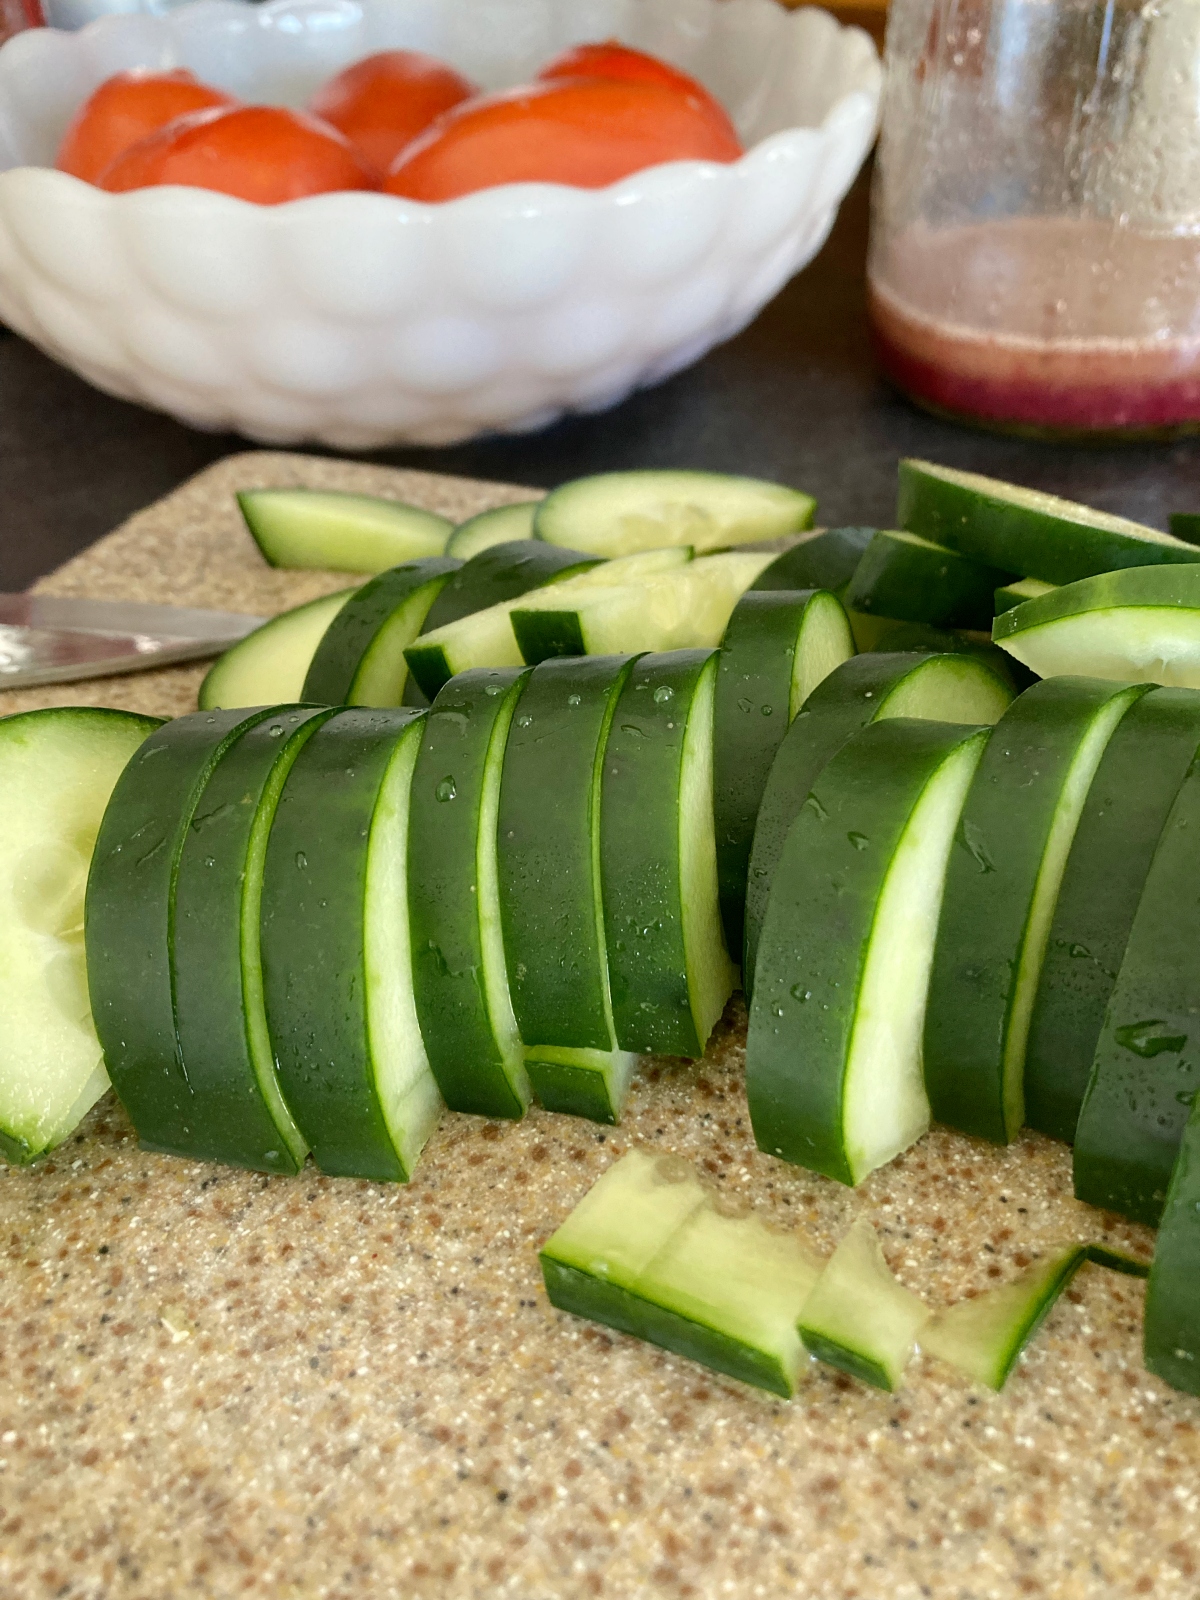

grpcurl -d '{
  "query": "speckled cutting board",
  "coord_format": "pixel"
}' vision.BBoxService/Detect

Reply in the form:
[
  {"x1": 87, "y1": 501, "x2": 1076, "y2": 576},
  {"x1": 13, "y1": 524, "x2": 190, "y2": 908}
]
[{"x1": 0, "y1": 453, "x2": 1192, "y2": 1600}]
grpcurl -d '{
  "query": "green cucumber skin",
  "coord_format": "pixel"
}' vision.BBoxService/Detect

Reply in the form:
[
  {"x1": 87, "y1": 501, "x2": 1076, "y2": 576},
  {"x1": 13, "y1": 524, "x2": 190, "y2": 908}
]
[
  {"x1": 171, "y1": 707, "x2": 334, "y2": 1172},
  {"x1": 1170, "y1": 513, "x2": 1200, "y2": 548},
  {"x1": 989, "y1": 1250, "x2": 1086, "y2": 1389},
  {"x1": 260, "y1": 708, "x2": 425, "y2": 1181},
  {"x1": 1086, "y1": 1244, "x2": 1150, "y2": 1278},
  {"x1": 418, "y1": 541, "x2": 599, "y2": 635},
  {"x1": 1025, "y1": 688, "x2": 1200, "y2": 1143},
  {"x1": 924, "y1": 678, "x2": 1144, "y2": 1146},
  {"x1": 408, "y1": 668, "x2": 531, "y2": 1118},
  {"x1": 844, "y1": 531, "x2": 1014, "y2": 631},
  {"x1": 600, "y1": 650, "x2": 720, "y2": 1059},
  {"x1": 746, "y1": 719, "x2": 982, "y2": 1184},
  {"x1": 301, "y1": 558, "x2": 459, "y2": 705},
  {"x1": 510, "y1": 607, "x2": 587, "y2": 662},
  {"x1": 498, "y1": 655, "x2": 637, "y2": 1052},
  {"x1": 714, "y1": 590, "x2": 824, "y2": 956},
  {"x1": 526, "y1": 1058, "x2": 621, "y2": 1125},
  {"x1": 798, "y1": 1328, "x2": 892, "y2": 1391},
  {"x1": 1073, "y1": 754, "x2": 1200, "y2": 1225},
  {"x1": 540, "y1": 1257, "x2": 792, "y2": 1396},
  {"x1": 750, "y1": 528, "x2": 875, "y2": 596},
  {"x1": 1144, "y1": 1102, "x2": 1200, "y2": 1394},
  {"x1": 85, "y1": 708, "x2": 280, "y2": 1154}
]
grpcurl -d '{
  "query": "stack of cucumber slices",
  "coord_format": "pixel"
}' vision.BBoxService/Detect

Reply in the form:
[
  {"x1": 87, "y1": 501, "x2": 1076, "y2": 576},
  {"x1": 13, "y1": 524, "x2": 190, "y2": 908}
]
[{"x1": 11, "y1": 458, "x2": 1200, "y2": 1408}]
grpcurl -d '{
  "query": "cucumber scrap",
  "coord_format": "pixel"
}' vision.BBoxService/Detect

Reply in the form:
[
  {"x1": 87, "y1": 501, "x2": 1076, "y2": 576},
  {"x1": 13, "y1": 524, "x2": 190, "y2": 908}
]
[
  {"x1": 238, "y1": 488, "x2": 451, "y2": 573},
  {"x1": 798, "y1": 1217, "x2": 929, "y2": 1391}
]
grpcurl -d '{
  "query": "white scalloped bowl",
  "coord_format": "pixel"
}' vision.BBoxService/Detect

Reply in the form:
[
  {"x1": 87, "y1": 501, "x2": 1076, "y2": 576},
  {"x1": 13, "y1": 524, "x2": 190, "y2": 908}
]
[{"x1": 0, "y1": 0, "x2": 879, "y2": 448}]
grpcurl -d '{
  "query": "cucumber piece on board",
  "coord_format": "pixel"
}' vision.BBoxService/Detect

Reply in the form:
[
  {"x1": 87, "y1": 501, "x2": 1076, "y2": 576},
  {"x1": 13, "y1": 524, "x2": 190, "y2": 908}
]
[
  {"x1": 534, "y1": 471, "x2": 815, "y2": 557},
  {"x1": 921, "y1": 1247, "x2": 1087, "y2": 1391},
  {"x1": 844, "y1": 528, "x2": 1014, "y2": 631},
  {"x1": 924, "y1": 677, "x2": 1145, "y2": 1146},
  {"x1": 897, "y1": 460, "x2": 1200, "y2": 584},
  {"x1": 300, "y1": 558, "x2": 459, "y2": 707},
  {"x1": 446, "y1": 502, "x2": 539, "y2": 559},
  {"x1": 417, "y1": 540, "x2": 601, "y2": 636},
  {"x1": 1169, "y1": 512, "x2": 1200, "y2": 547},
  {"x1": 169, "y1": 708, "x2": 336, "y2": 1172},
  {"x1": 408, "y1": 668, "x2": 532, "y2": 1118},
  {"x1": 750, "y1": 527, "x2": 876, "y2": 596},
  {"x1": 497, "y1": 655, "x2": 639, "y2": 1123},
  {"x1": 1073, "y1": 751, "x2": 1200, "y2": 1224},
  {"x1": 238, "y1": 489, "x2": 451, "y2": 573},
  {"x1": 995, "y1": 577, "x2": 1055, "y2": 615},
  {"x1": 260, "y1": 708, "x2": 442, "y2": 1180},
  {"x1": 742, "y1": 651, "x2": 1014, "y2": 999},
  {"x1": 540, "y1": 1148, "x2": 822, "y2": 1396},
  {"x1": 714, "y1": 588, "x2": 855, "y2": 954},
  {"x1": 0, "y1": 707, "x2": 161, "y2": 1164},
  {"x1": 86, "y1": 707, "x2": 282, "y2": 1155},
  {"x1": 1144, "y1": 1098, "x2": 1200, "y2": 1394},
  {"x1": 198, "y1": 589, "x2": 354, "y2": 711},
  {"x1": 993, "y1": 565, "x2": 1200, "y2": 688},
  {"x1": 600, "y1": 650, "x2": 734, "y2": 1058},
  {"x1": 747, "y1": 720, "x2": 987, "y2": 1185},
  {"x1": 798, "y1": 1217, "x2": 929, "y2": 1391},
  {"x1": 1025, "y1": 688, "x2": 1200, "y2": 1143}
]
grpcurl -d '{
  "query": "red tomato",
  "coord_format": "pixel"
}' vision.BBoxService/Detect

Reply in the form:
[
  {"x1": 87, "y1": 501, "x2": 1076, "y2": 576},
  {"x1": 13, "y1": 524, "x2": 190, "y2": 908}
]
[
  {"x1": 538, "y1": 40, "x2": 741, "y2": 149},
  {"x1": 56, "y1": 69, "x2": 237, "y2": 185},
  {"x1": 308, "y1": 50, "x2": 477, "y2": 177},
  {"x1": 383, "y1": 79, "x2": 743, "y2": 201},
  {"x1": 97, "y1": 105, "x2": 378, "y2": 203}
]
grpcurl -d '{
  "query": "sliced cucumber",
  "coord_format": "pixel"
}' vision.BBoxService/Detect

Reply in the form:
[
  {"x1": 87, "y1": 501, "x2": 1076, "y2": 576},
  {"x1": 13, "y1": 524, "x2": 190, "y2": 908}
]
[
  {"x1": 534, "y1": 471, "x2": 815, "y2": 557},
  {"x1": 238, "y1": 489, "x2": 451, "y2": 573},
  {"x1": 418, "y1": 540, "x2": 601, "y2": 637},
  {"x1": 844, "y1": 529, "x2": 1014, "y2": 631},
  {"x1": 743, "y1": 651, "x2": 1014, "y2": 998},
  {"x1": 408, "y1": 668, "x2": 531, "y2": 1118},
  {"x1": 714, "y1": 588, "x2": 854, "y2": 954},
  {"x1": 260, "y1": 708, "x2": 442, "y2": 1180},
  {"x1": 300, "y1": 558, "x2": 459, "y2": 707},
  {"x1": 86, "y1": 707, "x2": 282, "y2": 1155},
  {"x1": 170, "y1": 707, "x2": 335, "y2": 1173},
  {"x1": 600, "y1": 650, "x2": 734, "y2": 1058},
  {"x1": 921, "y1": 1246, "x2": 1087, "y2": 1391},
  {"x1": 1025, "y1": 688, "x2": 1200, "y2": 1143},
  {"x1": 1169, "y1": 512, "x2": 1200, "y2": 548},
  {"x1": 1073, "y1": 751, "x2": 1200, "y2": 1225},
  {"x1": 1144, "y1": 1096, "x2": 1200, "y2": 1395},
  {"x1": 198, "y1": 589, "x2": 354, "y2": 711},
  {"x1": 925, "y1": 678, "x2": 1145, "y2": 1145},
  {"x1": 497, "y1": 655, "x2": 639, "y2": 1124},
  {"x1": 898, "y1": 460, "x2": 1200, "y2": 584},
  {"x1": 994, "y1": 565, "x2": 1200, "y2": 688},
  {"x1": 446, "y1": 502, "x2": 539, "y2": 559},
  {"x1": 0, "y1": 707, "x2": 160, "y2": 1164},
  {"x1": 750, "y1": 527, "x2": 875, "y2": 596},
  {"x1": 797, "y1": 1217, "x2": 929, "y2": 1392},
  {"x1": 995, "y1": 577, "x2": 1055, "y2": 615},
  {"x1": 747, "y1": 720, "x2": 987, "y2": 1185},
  {"x1": 540, "y1": 1148, "x2": 821, "y2": 1396}
]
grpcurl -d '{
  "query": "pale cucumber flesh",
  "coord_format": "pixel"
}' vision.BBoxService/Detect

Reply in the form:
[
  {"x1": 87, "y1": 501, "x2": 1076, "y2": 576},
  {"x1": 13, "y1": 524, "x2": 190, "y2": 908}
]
[
  {"x1": 798, "y1": 1217, "x2": 929, "y2": 1391},
  {"x1": 198, "y1": 590, "x2": 354, "y2": 710},
  {"x1": 238, "y1": 490, "x2": 451, "y2": 573},
  {"x1": 999, "y1": 609, "x2": 1200, "y2": 689}
]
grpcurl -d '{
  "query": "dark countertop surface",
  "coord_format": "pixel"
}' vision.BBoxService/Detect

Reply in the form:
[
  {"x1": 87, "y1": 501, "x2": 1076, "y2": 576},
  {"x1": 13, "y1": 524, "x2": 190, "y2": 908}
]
[{"x1": 3, "y1": 166, "x2": 1200, "y2": 591}]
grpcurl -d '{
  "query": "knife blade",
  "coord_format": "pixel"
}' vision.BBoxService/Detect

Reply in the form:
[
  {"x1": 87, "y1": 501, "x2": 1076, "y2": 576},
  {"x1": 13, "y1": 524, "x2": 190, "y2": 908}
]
[{"x1": 0, "y1": 594, "x2": 264, "y2": 689}]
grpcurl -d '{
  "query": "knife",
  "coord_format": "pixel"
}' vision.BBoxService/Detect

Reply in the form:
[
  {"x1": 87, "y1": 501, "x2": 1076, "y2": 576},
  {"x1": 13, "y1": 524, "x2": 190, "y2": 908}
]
[{"x1": 0, "y1": 594, "x2": 264, "y2": 689}]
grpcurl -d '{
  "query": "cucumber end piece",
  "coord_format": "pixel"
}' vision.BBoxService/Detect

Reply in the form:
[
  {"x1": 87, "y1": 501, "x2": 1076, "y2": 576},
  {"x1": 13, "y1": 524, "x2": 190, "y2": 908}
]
[{"x1": 527, "y1": 1049, "x2": 637, "y2": 1125}]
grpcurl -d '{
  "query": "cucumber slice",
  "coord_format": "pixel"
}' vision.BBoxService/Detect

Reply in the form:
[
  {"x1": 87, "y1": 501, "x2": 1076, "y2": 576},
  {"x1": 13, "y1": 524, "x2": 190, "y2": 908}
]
[
  {"x1": 0, "y1": 707, "x2": 160, "y2": 1164},
  {"x1": 1169, "y1": 512, "x2": 1200, "y2": 547},
  {"x1": 418, "y1": 540, "x2": 601, "y2": 636},
  {"x1": 301, "y1": 558, "x2": 459, "y2": 707},
  {"x1": 238, "y1": 489, "x2": 452, "y2": 573},
  {"x1": 844, "y1": 529, "x2": 1015, "y2": 631},
  {"x1": 921, "y1": 1246, "x2": 1087, "y2": 1391},
  {"x1": 260, "y1": 708, "x2": 442, "y2": 1180},
  {"x1": 747, "y1": 719, "x2": 988, "y2": 1185},
  {"x1": 1144, "y1": 1096, "x2": 1200, "y2": 1394},
  {"x1": 797, "y1": 1217, "x2": 929, "y2": 1392},
  {"x1": 1025, "y1": 688, "x2": 1200, "y2": 1143},
  {"x1": 198, "y1": 589, "x2": 355, "y2": 711},
  {"x1": 742, "y1": 651, "x2": 1014, "y2": 999},
  {"x1": 86, "y1": 707, "x2": 283, "y2": 1155},
  {"x1": 897, "y1": 460, "x2": 1200, "y2": 584},
  {"x1": 600, "y1": 650, "x2": 734, "y2": 1058},
  {"x1": 714, "y1": 588, "x2": 855, "y2": 953},
  {"x1": 446, "y1": 502, "x2": 539, "y2": 559},
  {"x1": 408, "y1": 668, "x2": 531, "y2": 1118},
  {"x1": 925, "y1": 677, "x2": 1145, "y2": 1146},
  {"x1": 750, "y1": 527, "x2": 876, "y2": 596},
  {"x1": 994, "y1": 565, "x2": 1200, "y2": 688},
  {"x1": 540, "y1": 1148, "x2": 822, "y2": 1396},
  {"x1": 497, "y1": 655, "x2": 639, "y2": 1124},
  {"x1": 534, "y1": 471, "x2": 815, "y2": 557},
  {"x1": 170, "y1": 707, "x2": 335, "y2": 1173},
  {"x1": 1085, "y1": 1243, "x2": 1150, "y2": 1278},
  {"x1": 995, "y1": 577, "x2": 1055, "y2": 615},
  {"x1": 1073, "y1": 750, "x2": 1200, "y2": 1225}
]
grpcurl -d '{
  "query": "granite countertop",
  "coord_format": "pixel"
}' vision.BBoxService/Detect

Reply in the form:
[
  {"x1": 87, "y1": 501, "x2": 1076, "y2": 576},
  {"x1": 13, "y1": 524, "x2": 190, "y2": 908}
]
[{"x1": 0, "y1": 452, "x2": 1193, "y2": 1600}]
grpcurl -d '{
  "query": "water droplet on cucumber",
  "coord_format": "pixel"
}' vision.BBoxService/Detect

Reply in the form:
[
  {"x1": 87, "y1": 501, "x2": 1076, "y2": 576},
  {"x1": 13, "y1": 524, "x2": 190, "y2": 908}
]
[{"x1": 436, "y1": 777, "x2": 457, "y2": 802}]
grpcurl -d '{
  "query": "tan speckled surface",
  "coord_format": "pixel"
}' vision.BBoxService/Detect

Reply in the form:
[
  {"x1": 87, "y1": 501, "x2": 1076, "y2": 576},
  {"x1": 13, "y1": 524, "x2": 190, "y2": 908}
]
[{"x1": 0, "y1": 455, "x2": 1193, "y2": 1600}]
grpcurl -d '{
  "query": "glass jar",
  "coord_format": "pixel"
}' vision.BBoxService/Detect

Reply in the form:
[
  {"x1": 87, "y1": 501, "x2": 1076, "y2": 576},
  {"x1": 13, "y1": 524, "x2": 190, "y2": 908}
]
[
  {"x1": 868, "y1": 0, "x2": 1200, "y2": 438},
  {"x1": 0, "y1": 0, "x2": 42, "y2": 45}
]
